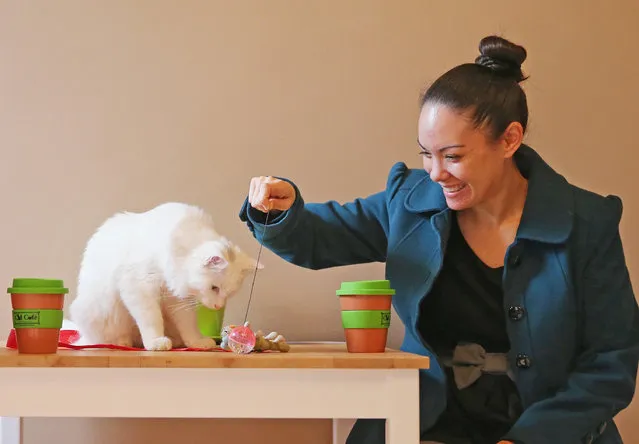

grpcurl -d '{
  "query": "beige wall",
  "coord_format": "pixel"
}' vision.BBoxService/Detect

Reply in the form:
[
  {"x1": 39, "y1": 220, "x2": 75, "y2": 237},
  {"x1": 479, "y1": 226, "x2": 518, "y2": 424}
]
[{"x1": 1, "y1": 1, "x2": 637, "y2": 443}]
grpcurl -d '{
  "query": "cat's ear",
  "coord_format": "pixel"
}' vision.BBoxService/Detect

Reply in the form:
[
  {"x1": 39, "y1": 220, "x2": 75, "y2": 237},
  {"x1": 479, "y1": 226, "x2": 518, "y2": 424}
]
[{"x1": 204, "y1": 255, "x2": 228, "y2": 270}]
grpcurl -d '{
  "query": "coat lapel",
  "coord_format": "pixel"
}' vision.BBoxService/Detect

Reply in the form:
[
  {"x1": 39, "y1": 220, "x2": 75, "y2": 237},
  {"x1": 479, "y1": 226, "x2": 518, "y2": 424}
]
[{"x1": 385, "y1": 172, "x2": 451, "y2": 328}]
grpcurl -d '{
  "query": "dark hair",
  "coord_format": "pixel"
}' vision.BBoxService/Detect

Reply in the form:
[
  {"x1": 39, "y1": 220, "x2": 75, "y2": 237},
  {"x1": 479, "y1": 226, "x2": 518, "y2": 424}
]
[{"x1": 420, "y1": 35, "x2": 529, "y2": 140}]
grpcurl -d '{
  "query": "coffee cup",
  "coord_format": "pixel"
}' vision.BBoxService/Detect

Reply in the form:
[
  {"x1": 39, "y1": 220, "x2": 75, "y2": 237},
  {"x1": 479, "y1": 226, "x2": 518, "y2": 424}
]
[
  {"x1": 336, "y1": 280, "x2": 395, "y2": 353},
  {"x1": 8, "y1": 278, "x2": 68, "y2": 354},
  {"x1": 196, "y1": 305, "x2": 226, "y2": 344}
]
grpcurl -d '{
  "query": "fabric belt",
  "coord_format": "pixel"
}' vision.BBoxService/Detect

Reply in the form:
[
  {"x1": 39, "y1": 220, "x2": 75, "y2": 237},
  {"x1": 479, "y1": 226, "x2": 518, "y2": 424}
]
[{"x1": 439, "y1": 342, "x2": 513, "y2": 389}]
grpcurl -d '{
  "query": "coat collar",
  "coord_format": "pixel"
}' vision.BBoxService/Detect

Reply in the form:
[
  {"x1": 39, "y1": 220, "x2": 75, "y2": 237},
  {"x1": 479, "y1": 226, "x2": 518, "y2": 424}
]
[{"x1": 403, "y1": 144, "x2": 574, "y2": 244}]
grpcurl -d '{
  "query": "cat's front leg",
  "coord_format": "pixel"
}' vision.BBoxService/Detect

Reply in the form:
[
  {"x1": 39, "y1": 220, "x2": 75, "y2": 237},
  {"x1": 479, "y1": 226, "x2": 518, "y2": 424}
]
[
  {"x1": 120, "y1": 284, "x2": 172, "y2": 351},
  {"x1": 164, "y1": 297, "x2": 217, "y2": 350}
]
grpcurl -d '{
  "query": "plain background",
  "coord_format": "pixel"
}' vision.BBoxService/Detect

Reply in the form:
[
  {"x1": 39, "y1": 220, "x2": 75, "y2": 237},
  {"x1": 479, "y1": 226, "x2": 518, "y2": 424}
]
[{"x1": 1, "y1": 1, "x2": 637, "y2": 443}]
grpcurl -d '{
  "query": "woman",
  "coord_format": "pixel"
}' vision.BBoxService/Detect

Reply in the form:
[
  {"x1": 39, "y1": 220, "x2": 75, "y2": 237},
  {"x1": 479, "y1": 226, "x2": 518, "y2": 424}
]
[{"x1": 239, "y1": 35, "x2": 639, "y2": 444}]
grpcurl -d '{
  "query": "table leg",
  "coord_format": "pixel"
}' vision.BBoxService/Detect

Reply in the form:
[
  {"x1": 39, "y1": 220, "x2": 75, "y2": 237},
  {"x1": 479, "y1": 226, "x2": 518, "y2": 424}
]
[
  {"x1": 0, "y1": 417, "x2": 21, "y2": 444},
  {"x1": 385, "y1": 370, "x2": 420, "y2": 444}
]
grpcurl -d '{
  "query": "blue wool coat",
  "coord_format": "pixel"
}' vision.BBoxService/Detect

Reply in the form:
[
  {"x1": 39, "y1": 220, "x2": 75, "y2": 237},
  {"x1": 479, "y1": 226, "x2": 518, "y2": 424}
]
[{"x1": 239, "y1": 145, "x2": 639, "y2": 444}]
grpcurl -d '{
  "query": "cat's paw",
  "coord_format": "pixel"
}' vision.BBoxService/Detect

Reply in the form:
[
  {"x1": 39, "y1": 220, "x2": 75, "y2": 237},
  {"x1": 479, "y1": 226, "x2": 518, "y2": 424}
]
[
  {"x1": 145, "y1": 336, "x2": 173, "y2": 351},
  {"x1": 185, "y1": 337, "x2": 217, "y2": 350}
]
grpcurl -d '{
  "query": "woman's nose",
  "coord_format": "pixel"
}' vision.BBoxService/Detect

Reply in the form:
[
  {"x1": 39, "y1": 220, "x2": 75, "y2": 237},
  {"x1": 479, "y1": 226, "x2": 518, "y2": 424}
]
[{"x1": 429, "y1": 160, "x2": 448, "y2": 182}]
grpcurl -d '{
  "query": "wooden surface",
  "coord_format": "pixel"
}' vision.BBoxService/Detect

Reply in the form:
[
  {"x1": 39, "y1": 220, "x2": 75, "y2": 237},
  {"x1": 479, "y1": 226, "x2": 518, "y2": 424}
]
[{"x1": 0, "y1": 343, "x2": 430, "y2": 369}]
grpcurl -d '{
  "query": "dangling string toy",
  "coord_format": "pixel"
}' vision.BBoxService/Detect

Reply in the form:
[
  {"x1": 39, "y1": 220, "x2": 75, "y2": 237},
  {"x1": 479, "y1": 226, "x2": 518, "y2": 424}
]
[{"x1": 226, "y1": 208, "x2": 271, "y2": 354}]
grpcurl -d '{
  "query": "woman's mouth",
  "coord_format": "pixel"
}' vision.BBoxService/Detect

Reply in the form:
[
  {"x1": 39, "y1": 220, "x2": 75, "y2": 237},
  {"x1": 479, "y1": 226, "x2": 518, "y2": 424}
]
[{"x1": 442, "y1": 183, "x2": 467, "y2": 196}]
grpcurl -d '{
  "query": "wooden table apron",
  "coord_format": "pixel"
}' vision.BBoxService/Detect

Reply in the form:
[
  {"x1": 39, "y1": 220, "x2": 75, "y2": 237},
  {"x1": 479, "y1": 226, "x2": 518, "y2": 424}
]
[{"x1": 0, "y1": 344, "x2": 429, "y2": 444}]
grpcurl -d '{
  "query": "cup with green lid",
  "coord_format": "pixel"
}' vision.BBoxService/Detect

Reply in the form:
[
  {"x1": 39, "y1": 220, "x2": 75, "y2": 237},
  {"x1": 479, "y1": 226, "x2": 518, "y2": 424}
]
[
  {"x1": 336, "y1": 280, "x2": 395, "y2": 353},
  {"x1": 7, "y1": 278, "x2": 68, "y2": 354}
]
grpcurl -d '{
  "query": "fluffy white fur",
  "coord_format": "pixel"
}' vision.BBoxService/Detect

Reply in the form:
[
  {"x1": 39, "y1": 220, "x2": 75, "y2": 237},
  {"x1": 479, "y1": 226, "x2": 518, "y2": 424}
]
[{"x1": 69, "y1": 202, "x2": 263, "y2": 351}]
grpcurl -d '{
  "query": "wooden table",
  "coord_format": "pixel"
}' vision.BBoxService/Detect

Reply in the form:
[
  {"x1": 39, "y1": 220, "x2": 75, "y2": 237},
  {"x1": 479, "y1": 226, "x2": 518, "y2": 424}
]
[{"x1": 0, "y1": 343, "x2": 429, "y2": 444}]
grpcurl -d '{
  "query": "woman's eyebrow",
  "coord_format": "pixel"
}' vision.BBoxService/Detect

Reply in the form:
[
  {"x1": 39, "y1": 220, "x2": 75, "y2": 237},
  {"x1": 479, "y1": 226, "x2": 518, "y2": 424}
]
[{"x1": 417, "y1": 139, "x2": 465, "y2": 151}]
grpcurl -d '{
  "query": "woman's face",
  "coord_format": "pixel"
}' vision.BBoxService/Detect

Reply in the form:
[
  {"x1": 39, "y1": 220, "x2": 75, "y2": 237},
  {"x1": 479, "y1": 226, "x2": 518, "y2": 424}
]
[{"x1": 417, "y1": 102, "x2": 519, "y2": 211}]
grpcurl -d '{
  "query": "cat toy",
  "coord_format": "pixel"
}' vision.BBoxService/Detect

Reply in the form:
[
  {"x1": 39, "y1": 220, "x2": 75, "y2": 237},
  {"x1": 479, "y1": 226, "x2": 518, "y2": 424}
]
[
  {"x1": 220, "y1": 322, "x2": 290, "y2": 353},
  {"x1": 224, "y1": 209, "x2": 273, "y2": 354}
]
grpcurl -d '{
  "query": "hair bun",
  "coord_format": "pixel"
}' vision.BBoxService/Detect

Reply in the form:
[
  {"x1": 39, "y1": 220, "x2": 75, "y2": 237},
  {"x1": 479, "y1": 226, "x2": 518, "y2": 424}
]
[{"x1": 475, "y1": 35, "x2": 528, "y2": 82}]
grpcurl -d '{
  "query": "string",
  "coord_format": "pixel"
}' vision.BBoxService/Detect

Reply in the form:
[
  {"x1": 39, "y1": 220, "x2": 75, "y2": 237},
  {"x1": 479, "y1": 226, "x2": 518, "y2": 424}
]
[{"x1": 243, "y1": 208, "x2": 270, "y2": 324}]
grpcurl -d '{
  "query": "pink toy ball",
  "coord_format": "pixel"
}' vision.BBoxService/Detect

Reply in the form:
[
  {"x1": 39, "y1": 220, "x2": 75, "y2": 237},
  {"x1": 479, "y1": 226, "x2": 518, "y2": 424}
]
[{"x1": 228, "y1": 325, "x2": 256, "y2": 354}]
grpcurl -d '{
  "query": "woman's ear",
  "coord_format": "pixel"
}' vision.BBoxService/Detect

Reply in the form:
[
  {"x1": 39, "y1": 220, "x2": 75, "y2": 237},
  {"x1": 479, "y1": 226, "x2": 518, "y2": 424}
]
[{"x1": 501, "y1": 121, "x2": 524, "y2": 159}]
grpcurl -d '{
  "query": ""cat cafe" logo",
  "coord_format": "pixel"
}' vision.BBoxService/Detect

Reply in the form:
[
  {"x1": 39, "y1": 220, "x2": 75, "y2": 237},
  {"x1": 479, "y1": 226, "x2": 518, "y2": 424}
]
[
  {"x1": 380, "y1": 311, "x2": 391, "y2": 328},
  {"x1": 13, "y1": 311, "x2": 41, "y2": 327}
]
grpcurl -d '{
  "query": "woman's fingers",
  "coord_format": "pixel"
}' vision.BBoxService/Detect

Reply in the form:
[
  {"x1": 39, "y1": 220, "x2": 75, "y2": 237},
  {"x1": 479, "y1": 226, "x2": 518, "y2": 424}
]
[{"x1": 248, "y1": 176, "x2": 296, "y2": 213}]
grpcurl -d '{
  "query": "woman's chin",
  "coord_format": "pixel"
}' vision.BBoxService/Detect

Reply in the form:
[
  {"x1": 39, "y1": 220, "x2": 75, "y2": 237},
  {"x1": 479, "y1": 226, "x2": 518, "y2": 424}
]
[{"x1": 444, "y1": 187, "x2": 473, "y2": 210}]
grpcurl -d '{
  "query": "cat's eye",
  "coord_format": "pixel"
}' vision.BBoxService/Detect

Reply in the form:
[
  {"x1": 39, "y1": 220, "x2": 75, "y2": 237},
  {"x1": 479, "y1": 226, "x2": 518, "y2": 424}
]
[{"x1": 211, "y1": 286, "x2": 220, "y2": 292}]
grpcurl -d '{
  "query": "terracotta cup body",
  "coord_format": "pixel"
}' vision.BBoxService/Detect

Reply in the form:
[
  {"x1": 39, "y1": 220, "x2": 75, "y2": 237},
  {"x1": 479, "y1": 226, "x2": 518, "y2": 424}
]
[
  {"x1": 8, "y1": 278, "x2": 68, "y2": 354},
  {"x1": 337, "y1": 280, "x2": 395, "y2": 353}
]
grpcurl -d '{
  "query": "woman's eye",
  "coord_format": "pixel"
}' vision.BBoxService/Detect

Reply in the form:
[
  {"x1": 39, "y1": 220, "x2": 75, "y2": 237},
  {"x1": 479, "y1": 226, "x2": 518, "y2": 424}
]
[
  {"x1": 445, "y1": 155, "x2": 460, "y2": 160},
  {"x1": 419, "y1": 151, "x2": 431, "y2": 158},
  {"x1": 212, "y1": 286, "x2": 219, "y2": 292}
]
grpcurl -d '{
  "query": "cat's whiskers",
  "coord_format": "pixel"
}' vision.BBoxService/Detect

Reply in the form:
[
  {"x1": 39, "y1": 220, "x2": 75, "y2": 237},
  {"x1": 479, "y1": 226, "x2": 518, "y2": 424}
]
[{"x1": 166, "y1": 298, "x2": 200, "y2": 314}]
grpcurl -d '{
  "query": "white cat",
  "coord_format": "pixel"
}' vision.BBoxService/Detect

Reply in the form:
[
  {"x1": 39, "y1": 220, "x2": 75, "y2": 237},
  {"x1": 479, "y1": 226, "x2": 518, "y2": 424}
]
[{"x1": 69, "y1": 202, "x2": 263, "y2": 351}]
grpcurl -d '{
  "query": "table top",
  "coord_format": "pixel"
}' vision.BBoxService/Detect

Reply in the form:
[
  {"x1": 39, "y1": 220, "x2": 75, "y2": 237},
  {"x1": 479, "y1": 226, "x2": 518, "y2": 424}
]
[{"x1": 0, "y1": 343, "x2": 430, "y2": 369}]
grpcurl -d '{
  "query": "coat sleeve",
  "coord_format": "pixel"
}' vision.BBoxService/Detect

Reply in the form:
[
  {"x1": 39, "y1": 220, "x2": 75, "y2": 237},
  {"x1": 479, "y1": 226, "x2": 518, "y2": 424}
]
[
  {"x1": 238, "y1": 162, "x2": 409, "y2": 270},
  {"x1": 503, "y1": 195, "x2": 639, "y2": 444}
]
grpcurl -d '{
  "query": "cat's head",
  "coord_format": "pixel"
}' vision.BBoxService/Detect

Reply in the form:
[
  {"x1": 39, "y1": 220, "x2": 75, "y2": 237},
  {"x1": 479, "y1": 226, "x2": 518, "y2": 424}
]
[{"x1": 185, "y1": 237, "x2": 263, "y2": 309}]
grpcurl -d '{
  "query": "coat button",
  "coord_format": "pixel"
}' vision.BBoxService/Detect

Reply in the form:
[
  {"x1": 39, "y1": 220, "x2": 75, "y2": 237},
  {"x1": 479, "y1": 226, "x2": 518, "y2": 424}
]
[
  {"x1": 516, "y1": 353, "x2": 531, "y2": 368},
  {"x1": 508, "y1": 306, "x2": 525, "y2": 321}
]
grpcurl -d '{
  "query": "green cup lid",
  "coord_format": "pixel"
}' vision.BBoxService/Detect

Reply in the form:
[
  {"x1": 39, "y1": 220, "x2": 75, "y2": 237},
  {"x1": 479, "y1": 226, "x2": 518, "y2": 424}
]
[
  {"x1": 7, "y1": 278, "x2": 68, "y2": 295},
  {"x1": 336, "y1": 280, "x2": 395, "y2": 296}
]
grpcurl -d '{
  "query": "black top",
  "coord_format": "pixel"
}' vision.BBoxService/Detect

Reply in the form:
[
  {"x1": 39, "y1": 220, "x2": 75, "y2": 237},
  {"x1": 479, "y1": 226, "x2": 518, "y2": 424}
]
[
  {"x1": 418, "y1": 212, "x2": 522, "y2": 444},
  {"x1": 418, "y1": 212, "x2": 510, "y2": 354}
]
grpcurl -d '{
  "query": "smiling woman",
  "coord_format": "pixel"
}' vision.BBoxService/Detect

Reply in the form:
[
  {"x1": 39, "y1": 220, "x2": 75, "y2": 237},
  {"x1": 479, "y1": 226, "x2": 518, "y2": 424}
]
[
  {"x1": 239, "y1": 34, "x2": 639, "y2": 444},
  {"x1": 416, "y1": 101, "x2": 530, "y2": 269}
]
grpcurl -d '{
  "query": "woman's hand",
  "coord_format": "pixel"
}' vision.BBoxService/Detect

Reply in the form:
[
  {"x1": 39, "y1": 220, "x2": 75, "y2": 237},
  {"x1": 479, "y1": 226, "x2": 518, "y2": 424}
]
[
  {"x1": 248, "y1": 176, "x2": 296, "y2": 213},
  {"x1": 497, "y1": 441, "x2": 514, "y2": 444}
]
